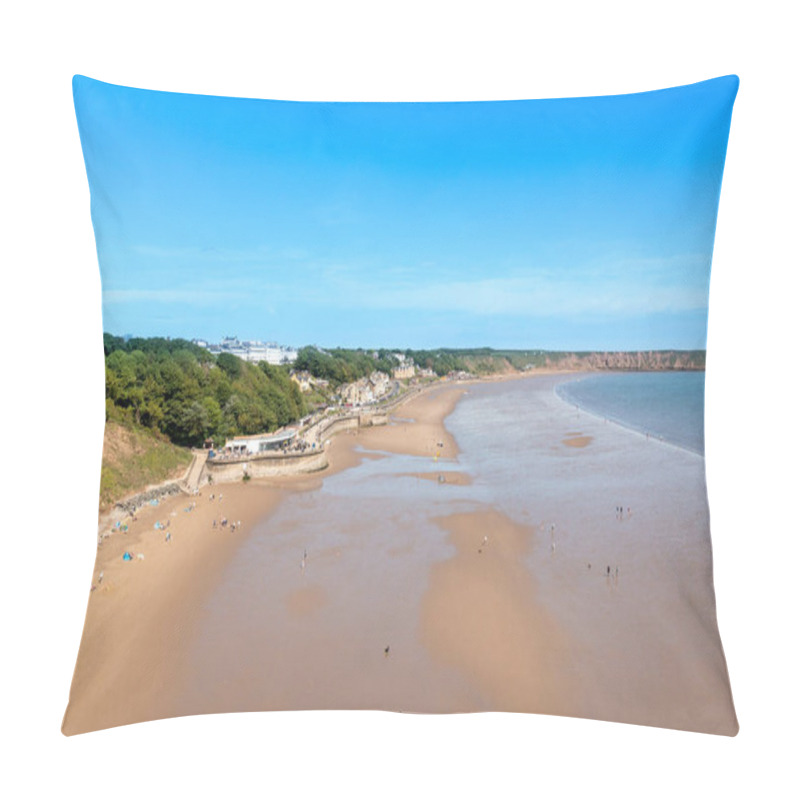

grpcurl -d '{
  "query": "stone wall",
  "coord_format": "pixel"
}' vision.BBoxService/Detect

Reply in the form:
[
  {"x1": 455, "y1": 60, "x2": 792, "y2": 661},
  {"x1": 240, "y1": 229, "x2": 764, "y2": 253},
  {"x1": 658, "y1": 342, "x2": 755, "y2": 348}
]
[
  {"x1": 201, "y1": 411, "x2": 388, "y2": 486},
  {"x1": 359, "y1": 413, "x2": 388, "y2": 427},
  {"x1": 315, "y1": 415, "x2": 359, "y2": 442},
  {"x1": 202, "y1": 449, "x2": 328, "y2": 484}
]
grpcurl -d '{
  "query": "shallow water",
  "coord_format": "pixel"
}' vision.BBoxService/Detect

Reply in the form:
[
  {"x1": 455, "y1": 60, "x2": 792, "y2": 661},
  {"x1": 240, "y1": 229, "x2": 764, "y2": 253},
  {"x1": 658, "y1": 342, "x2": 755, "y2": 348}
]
[
  {"x1": 176, "y1": 374, "x2": 736, "y2": 733},
  {"x1": 557, "y1": 371, "x2": 705, "y2": 454},
  {"x1": 177, "y1": 447, "x2": 479, "y2": 714}
]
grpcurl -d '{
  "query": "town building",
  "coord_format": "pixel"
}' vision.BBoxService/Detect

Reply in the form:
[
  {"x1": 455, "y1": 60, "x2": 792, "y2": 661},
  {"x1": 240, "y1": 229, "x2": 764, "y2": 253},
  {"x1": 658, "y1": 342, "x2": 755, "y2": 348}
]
[
  {"x1": 220, "y1": 428, "x2": 298, "y2": 455},
  {"x1": 392, "y1": 363, "x2": 416, "y2": 379},
  {"x1": 194, "y1": 336, "x2": 298, "y2": 364},
  {"x1": 339, "y1": 371, "x2": 393, "y2": 406},
  {"x1": 290, "y1": 370, "x2": 330, "y2": 392}
]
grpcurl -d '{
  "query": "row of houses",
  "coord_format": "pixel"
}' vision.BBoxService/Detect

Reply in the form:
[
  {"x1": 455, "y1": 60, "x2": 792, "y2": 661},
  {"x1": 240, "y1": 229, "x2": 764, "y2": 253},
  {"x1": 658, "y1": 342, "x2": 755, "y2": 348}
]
[
  {"x1": 289, "y1": 362, "x2": 437, "y2": 404},
  {"x1": 339, "y1": 371, "x2": 393, "y2": 406},
  {"x1": 289, "y1": 370, "x2": 330, "y2": 392}
]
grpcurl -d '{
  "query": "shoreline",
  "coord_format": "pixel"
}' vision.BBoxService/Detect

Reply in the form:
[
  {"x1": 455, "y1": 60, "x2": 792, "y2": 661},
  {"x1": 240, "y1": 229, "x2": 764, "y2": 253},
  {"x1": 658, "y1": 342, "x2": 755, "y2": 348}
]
[{"x1": 554, "y1": 371, "x2": 705, "y2": 457}]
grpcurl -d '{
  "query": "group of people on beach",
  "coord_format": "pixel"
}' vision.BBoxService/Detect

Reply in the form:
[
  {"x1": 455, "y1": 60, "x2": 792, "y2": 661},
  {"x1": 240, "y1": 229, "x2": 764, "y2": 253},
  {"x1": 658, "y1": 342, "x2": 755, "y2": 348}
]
[
  {"x1": 545, "y1": 517, "x2": 623, "y2": 587},
  {"x1": 212, "y1": 516, "x2": 242, "y2": 531}
]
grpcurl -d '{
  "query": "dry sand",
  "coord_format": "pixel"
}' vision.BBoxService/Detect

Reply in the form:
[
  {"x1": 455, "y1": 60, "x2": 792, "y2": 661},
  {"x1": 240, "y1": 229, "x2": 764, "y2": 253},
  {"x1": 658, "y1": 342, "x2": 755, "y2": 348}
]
[
  {"x1": 62, "y1": 482, "x2": 284, "y2": 734},
  {"x1": 62, "y1": 408, "x2": 390, "y2": 734},
  {"x1": 354, "y1": 384, "x2": 466, "y2": 458},
  {"x1": 562, "y1": 434, "x2": 593, "y2": 448},
  {"x1": 421, "y1": 510, "x2": 572, "y2": 714}
]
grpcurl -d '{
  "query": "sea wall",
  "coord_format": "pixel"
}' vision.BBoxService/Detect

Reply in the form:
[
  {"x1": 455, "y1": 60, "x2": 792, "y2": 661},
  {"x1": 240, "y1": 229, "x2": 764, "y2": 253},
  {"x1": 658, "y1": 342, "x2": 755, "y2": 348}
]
[
  {"x1": 202, "y1": 449, "x2": 328, "y2": 483},
  {"x1": 200, "y1": 411, "x2": 388, "y2": 486},
  {"x1": 316, "y1": 415, "x2": 359, "y2": 442}
]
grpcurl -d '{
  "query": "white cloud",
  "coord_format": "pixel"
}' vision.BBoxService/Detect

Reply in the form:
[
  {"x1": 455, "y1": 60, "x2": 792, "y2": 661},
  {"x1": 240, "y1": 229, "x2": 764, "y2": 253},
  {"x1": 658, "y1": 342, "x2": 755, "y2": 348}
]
[
  {"x1": 326, "y1": 275, "x2": 708, "y2": 316},
  {"x1": 303, "y1": 254, "x2": 711, "y2": 317},
  {"x1": 105, "y1": 253, "x2": 709, "y2": 318}
]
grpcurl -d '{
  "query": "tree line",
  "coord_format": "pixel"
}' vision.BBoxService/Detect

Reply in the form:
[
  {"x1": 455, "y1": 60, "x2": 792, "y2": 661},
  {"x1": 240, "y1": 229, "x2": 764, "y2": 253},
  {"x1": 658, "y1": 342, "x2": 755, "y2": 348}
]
[
  {"x1": 294, "y1": 345, "x2": 481, "y2": 380},
  {"x1": 103, "y1": 334, "x2": 307, "y2": 448},
  {"x1": 293, "y1": 346, "x2": 400, "y2": 385}
]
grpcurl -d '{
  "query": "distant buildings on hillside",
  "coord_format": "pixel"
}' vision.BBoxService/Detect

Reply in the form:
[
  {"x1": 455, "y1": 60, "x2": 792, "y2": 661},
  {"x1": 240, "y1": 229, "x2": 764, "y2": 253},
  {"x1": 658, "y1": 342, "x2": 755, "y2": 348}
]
[
  {"x1": 290, "y1": 370, "x2": 329, "y2": 392},
  {"x1": 193, "y1": 336, "x2": 297, "y2": 365},
  {"x1": 339, "y1": 371, "x2": 393, "y2": 406},
  {"x1": 391, "y1": 353, "x2": 416, "y2": 380}
]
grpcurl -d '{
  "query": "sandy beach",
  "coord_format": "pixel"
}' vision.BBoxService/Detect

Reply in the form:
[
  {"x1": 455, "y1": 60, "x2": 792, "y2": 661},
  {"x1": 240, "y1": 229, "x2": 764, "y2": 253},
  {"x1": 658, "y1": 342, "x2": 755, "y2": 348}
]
[
  {"x1": 62, "y1": 481, "x2": 285, "y2": 734},
  {"x1": 421, "y1": 510, "x2": 572, "y2": 713},
  {"x1": 63, "y1": 374, "x2": 737, "y2": 735},
  {"x1": 62, "y1": 382, "x2": 470, "y2": 734}
]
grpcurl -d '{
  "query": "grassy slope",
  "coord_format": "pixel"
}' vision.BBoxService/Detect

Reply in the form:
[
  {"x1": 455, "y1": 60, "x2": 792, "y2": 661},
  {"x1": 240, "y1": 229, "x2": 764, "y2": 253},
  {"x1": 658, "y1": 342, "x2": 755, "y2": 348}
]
[{"x1": 99, "y1": 421, "x2": 193, "y2": 510}]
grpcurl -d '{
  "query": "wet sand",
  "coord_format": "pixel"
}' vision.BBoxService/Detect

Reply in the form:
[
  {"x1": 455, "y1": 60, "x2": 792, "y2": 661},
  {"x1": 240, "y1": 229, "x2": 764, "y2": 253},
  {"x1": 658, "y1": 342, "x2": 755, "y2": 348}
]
[
  {"x1": 420, "y1": 510, "x2": 572, "y2": 714},
  {"x1": 396, "y1": 471, "x2": 473, "y2": 486},
  {"x1": 433, "y1": 374, "x2": 738, "y2": 734},
  {"x1": 64, "y1": 374, "x2": 737, "y2": 735},
  {"x1": 62, "y1": 382, "x2": 469, "y2": 734}
]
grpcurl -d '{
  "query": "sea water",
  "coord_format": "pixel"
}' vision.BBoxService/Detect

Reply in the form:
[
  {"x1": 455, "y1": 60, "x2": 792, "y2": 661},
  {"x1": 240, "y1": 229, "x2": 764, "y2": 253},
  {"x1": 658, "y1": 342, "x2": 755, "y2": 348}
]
[{"x1": 556, "y1": 371, "x2": 705, "y2": 455}]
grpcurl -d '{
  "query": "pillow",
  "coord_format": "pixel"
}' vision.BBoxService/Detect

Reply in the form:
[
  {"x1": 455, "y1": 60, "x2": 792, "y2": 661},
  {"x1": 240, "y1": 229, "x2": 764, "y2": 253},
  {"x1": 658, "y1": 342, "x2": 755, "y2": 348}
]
[{"x1": 64, "y1": 75, "x2": 739, "y2": 736}]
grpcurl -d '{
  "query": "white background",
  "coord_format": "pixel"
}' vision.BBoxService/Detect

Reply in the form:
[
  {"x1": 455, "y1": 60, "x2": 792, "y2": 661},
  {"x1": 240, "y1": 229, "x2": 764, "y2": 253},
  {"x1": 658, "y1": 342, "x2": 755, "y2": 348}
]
[{"x1": 2, "y1": 2, "x2": 797, "y2": 798}]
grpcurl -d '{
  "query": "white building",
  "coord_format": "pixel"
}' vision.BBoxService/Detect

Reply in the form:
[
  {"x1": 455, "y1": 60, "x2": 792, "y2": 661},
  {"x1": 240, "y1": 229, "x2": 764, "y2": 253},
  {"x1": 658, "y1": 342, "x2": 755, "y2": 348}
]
[
  {"x1": 195, "y1": 336, "x2": 298, "y2": 364},
  {"x1": 220, "y1": 428, "x2": 298, "y2": 455}
]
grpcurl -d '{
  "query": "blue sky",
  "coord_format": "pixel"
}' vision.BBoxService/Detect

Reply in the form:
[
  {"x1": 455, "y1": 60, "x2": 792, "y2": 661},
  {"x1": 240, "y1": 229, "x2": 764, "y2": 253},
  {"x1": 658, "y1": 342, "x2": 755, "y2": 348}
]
[{"x1": 74, "y1": 75, "x2": 737, "y2": 350}]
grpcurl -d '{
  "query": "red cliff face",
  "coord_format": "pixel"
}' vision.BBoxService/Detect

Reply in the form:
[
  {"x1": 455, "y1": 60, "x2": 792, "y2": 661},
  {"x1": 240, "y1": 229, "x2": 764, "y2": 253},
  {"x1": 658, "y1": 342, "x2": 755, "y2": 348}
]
[{"x1": 542, "y1": 351, "x2": 705, "y2": 371}]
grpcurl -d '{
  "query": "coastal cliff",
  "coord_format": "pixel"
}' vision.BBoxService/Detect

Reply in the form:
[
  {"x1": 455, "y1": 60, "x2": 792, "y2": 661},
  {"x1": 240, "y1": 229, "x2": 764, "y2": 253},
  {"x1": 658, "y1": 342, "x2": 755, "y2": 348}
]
[
  {"x1": 538, "y1": 350, "x2": 705, "y2": 371},
  {"x1": 447, "y1": 349, "x2": 705, "y2": 375}
]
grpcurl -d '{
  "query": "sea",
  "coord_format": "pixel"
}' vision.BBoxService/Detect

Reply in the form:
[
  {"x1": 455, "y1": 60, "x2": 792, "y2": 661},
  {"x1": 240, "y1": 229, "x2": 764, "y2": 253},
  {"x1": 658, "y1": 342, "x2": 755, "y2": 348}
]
[{"x1": 556, "y1": 371, "x2": 705, "y2": 455}]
